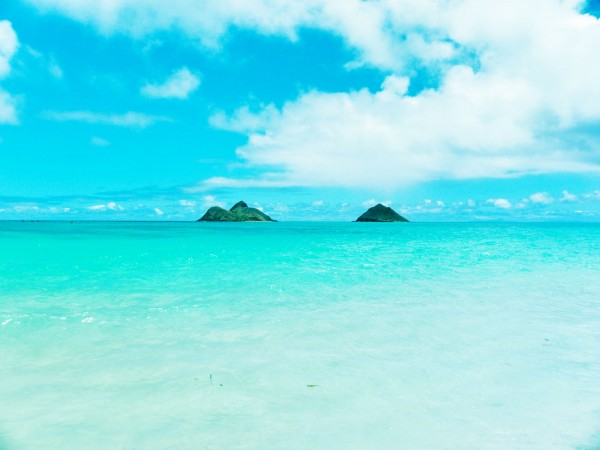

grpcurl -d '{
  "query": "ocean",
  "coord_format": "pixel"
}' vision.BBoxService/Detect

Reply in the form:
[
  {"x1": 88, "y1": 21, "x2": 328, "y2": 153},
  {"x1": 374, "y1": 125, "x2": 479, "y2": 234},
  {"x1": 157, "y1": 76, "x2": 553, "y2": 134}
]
[{"x1": 1, "y1": 221, "x2": 599, "y2": 449}]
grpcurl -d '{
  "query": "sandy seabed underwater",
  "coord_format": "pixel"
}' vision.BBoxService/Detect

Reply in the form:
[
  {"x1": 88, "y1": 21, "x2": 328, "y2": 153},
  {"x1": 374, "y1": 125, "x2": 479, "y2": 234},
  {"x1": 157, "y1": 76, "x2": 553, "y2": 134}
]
[{"x1": 1, "y1": 221, "x2": 600, "y2": 449}]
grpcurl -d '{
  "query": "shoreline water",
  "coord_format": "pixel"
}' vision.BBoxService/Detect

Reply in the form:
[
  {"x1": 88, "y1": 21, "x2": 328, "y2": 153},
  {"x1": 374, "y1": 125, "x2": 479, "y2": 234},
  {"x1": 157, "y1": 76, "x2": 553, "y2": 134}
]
[{"x1": 1, "y1": 222, "x2": 599, "y2": 449}]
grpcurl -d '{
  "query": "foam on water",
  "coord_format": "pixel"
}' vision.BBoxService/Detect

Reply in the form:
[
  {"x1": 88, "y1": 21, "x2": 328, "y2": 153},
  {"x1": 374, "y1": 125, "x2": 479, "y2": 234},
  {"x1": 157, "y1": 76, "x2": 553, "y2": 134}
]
[{"x1": 1, "y1": 222, "x2": 600, "y2": 449}]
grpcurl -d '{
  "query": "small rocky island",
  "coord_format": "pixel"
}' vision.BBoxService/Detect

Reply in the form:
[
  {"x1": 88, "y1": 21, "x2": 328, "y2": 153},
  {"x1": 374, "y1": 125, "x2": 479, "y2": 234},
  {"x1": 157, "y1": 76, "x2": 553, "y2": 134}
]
[
  {"x1": 198, "y1": 201, "x2": 276, "y2": 222},
  {"x1": 355, "y1": 203, "x2": 409, "y2": 222}
]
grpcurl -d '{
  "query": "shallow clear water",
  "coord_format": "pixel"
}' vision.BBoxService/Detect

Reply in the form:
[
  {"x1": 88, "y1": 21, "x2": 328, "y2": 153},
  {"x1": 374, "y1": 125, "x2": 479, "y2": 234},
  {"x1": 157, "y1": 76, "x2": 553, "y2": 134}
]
[{"x1": 1, "y1": 221, "x2": 600, "y2": 449}]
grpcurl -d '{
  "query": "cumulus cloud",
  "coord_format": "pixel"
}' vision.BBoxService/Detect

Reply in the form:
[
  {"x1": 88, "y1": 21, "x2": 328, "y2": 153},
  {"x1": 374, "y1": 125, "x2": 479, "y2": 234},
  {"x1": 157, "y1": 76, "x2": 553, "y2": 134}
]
[
  {"x1": 201, "y1": 195, "x2": 225, "y2": 208},
  {"x1": 0, "y1": 20, "x2": 19, "y2": 125},
  {"x1": 24, "y1": 0, "x2": 410, "y2": 67},
  {"x1": 185, "y1": 176, "x2": 296, "y2": 192},
  {"x1": 13, "y1": 204, "x2": 40, "y2": 212},
  {"x1": 560, "y1": 190, "x2": 578, "y2": 202},
  {"x1": 0, "y1": 204, "x2": 75, "y2": 216},
  {"x1": 209, "y1": 1, "x2": 600, "y2": 189},
  {"x1": 153, "y1": 207, "x2": 164, "y2": 215},
  {"x1": 487, "y1": 198, "x2": 512, "y2": 209},
  {"x1": 0, "y1": 91, "x2": 17, "y2": 124},
  {"x1": 584, "y1": 190, "x2": 600, "y2": 200},
  {"x1": 362, "y1": 199, "x2": 391, "y2": 208},
  {"x1": 43, "y1": 110, "x2": 171, "y2": 128},
  {"x1": 28, "y1": 0, "x2": 593, "y2": 74},
  {"x1": 0, "y1": 20, "x2": 18, "y2": 78},
  {"x1": 141, "y1": 67, "x2": 200, "y2": 99},
  {"x1": 87, "y1": 202, "x2": 124, "y2": 211},
  {"x1": 25, "y1": 0, "x2": 600, "y2": 189},
  {"x1": 213, "y1": 58, "x2": 600, "y2": 188},
  {"x1": 48, "y1": 207, "x2": 71, "y2": 213},
  {"x1": 529, "y1": 192, "x2": 554, "y2": 205}
]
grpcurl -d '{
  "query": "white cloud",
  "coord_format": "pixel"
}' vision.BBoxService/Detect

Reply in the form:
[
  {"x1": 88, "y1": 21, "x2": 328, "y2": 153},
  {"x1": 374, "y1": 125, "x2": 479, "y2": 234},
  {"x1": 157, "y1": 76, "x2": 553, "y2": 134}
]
[
  {"x1": 43, "y1": 110, "x2": 171, "y2": 128},
  {"x1": 561, "y1": 190, "x2": 578, "y2": 202},
  {"x1": 209, "y1": 105, "x2": 280, "y2": 133},
  {"x1": 22, "y1": 1, "x2": 599, "y2": 72},
  {"x1": 154, "y1": 207, "x2": 164, "y2": 215},
  {"x1": 0, "y1": 20, "x2": 18, "y2": 78},
  {"x1": 311, "y1": 200, "x2": 324, "y2": 207},
  {"x1": 87, "y1": 202, "x2": 124, "y2": 211},
  {"x1": 418, "y1": 198, "x2": 445, "y2": 212},
  {"x1": 1, "y1": 204, "x2": 75, "y2": 216},
  {"x1": 48, "y1": 207, "x2": 71, "y2": 213},
  {"x1": 201, "y1": 195, "x2": 226, "y2": 208},
  {"x1": 362, "y1": 199, "x2": 391, "y2": 207},
  {"x1": 22, "y1": 0, "x2": 474, "y2": 71},
  {"x1": 13, "y1": 204, "x2": 40, "y2": 212},
  {"x1": 207, "y1": 2, "x2": 599, "y2": 189},
  {"x1": 487, "y1": 198, "x2": 512, "y2": 209},
  {"x1": 584, "y1": 190, "x2": 600, "y2": 200},
  {"x1": 0, "y1": 20, "x2": 19, "y2": 125},
  {"x1": 529, "y1": 192, "x2": 554, "y2": 205},
  {"x1": 141, "y1": 67, "x2": 200, "y2": 99},
  {"x1": 25, "y1": 1, "x2": 600, "y2": 189},
  {"x1": 91, "y1": 136, "x2": 110, "y2": 146},
  {"x1": 213, "y1": 62, "x2": 599, "y2": 188},
  {"x1": 0, "y1": 90, "x2": 17, "y2": 124},
  {"x1": 185, "y1": 176, "x2": 296, "y2": 192},
  {"x1": 107, "y1": 202, "x2": 123, "y2": 210},
  {"x1": 178, "y1": 199, "x2": 196, "y2": 207}
]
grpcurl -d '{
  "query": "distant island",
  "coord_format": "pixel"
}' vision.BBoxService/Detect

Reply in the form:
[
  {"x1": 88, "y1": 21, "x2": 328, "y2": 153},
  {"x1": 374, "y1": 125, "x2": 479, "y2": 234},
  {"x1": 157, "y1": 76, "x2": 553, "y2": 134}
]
[
  {"x1": 356, "y1": 204, "x2": 409, "y2": 222},
  {"x1": 197, "y1": 200, "x2": 407, "y2": 222},
  {"x1": 198, "y1": 201, "x2": 276, "y2": 222}
]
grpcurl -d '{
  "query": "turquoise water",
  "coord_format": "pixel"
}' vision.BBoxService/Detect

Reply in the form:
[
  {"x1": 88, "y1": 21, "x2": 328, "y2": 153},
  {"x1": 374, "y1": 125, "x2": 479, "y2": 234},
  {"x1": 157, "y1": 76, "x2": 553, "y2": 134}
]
[{"x1": 1, "y1": 221, "x2": 600, "y2": 449}]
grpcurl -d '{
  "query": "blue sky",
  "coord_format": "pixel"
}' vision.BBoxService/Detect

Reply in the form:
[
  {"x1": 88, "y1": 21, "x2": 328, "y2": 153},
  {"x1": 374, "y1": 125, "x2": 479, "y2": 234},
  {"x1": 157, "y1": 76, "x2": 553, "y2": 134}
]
[{"x1": 0, "y1": 0, "x2": 599, "y2": 221}]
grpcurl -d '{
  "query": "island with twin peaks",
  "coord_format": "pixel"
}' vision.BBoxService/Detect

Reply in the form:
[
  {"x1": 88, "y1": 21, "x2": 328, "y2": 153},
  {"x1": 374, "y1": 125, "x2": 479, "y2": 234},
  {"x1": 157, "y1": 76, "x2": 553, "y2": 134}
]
[{"x1": 198, "y1": 201, "x2": 276, "y2": 222}]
